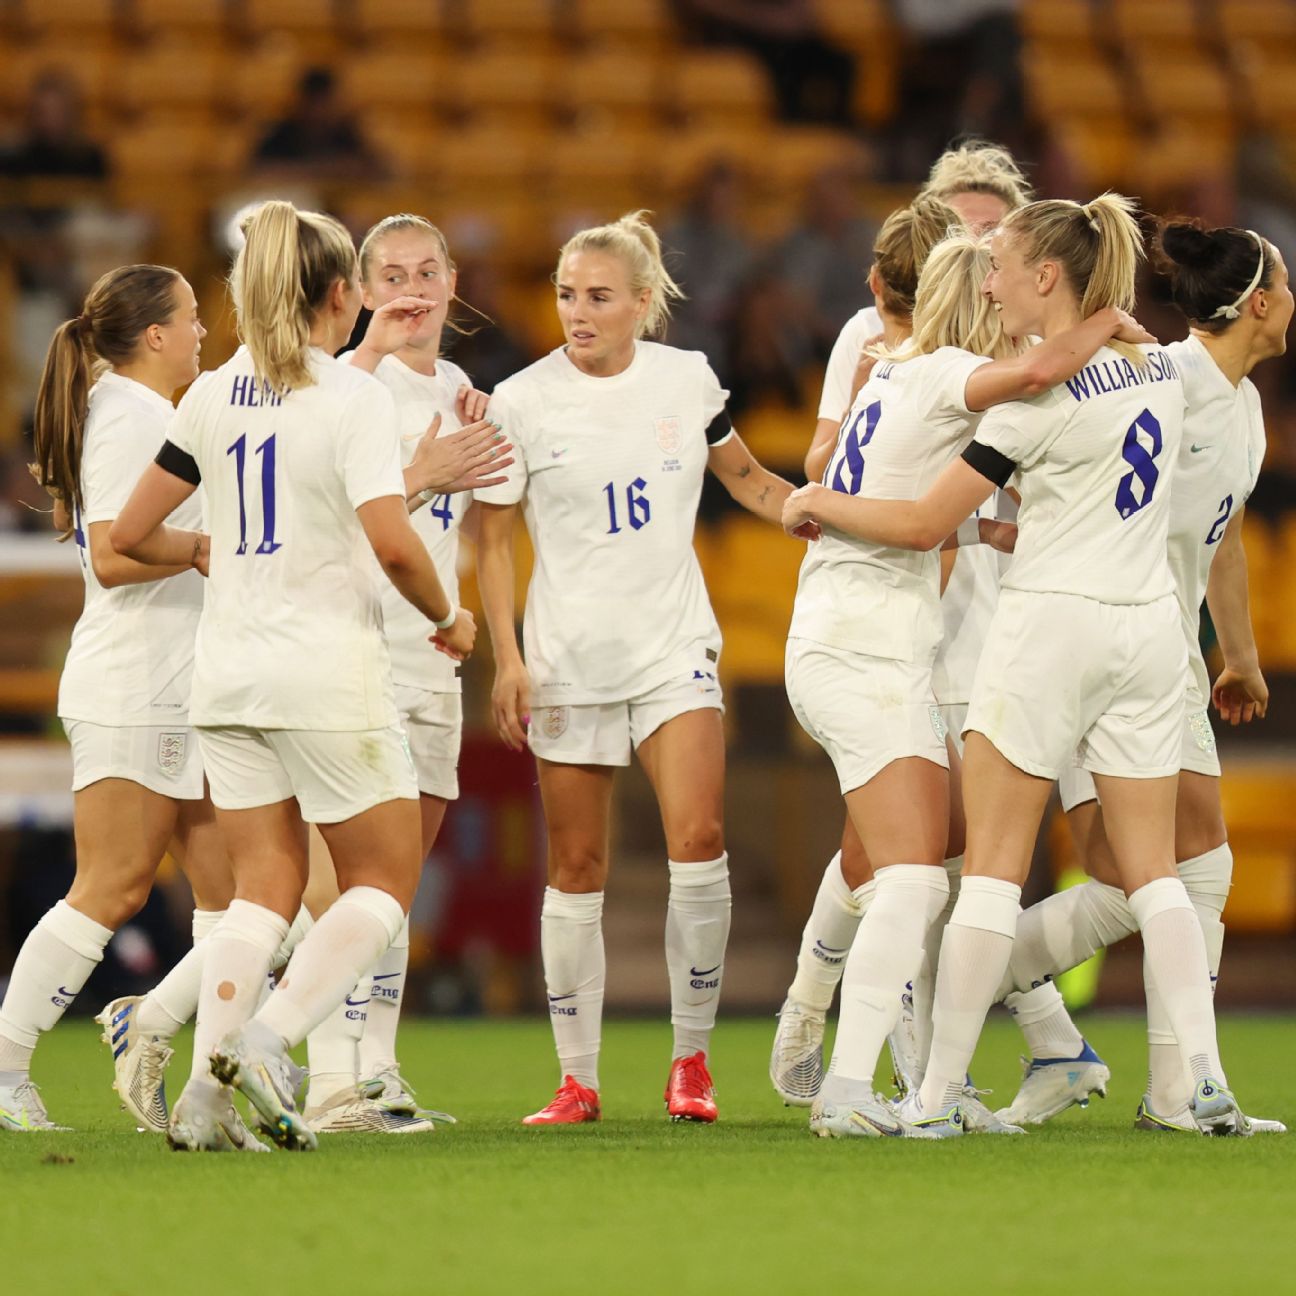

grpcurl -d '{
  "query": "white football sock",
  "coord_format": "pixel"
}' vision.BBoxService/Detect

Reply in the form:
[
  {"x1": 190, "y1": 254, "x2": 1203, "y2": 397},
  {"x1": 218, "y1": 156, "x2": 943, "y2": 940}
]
[
  {"x1": 904, "y1": 856, "x2": 963, "y2": 1081},
  {"x1": 786, "y1": 851, "x2": 866, "y2": 1012},
  {"x1": 828, "y1": 864, "x2": 948, "y2": 1085},
  {"x1": 665, "y1": 855, "x2": 732, "y2": 1060},
  {"x1": 1002, "y1": 880, "x2": 1137, "y2": 997},
  {"x1": 918, "y1": 876, "x2": 1021, "y2": 1113},
  {"x1": 256, "y1": 887, "x2": 404, "y2": 1049},
  {"x1": 359, "y1": 914, "x2": 409, "y2": 1078},
  {"x1": 134, "y1": 908, "x2": 225, "y2": 1039},
  {"x1": 541, "y1": 887, "x2": 605, "y2": 1089},
  {"x1": 271, "y1": 906, "x2": 315, "y2": 971},
  {"x1": 306, "y1": 981, "x2": 367, "y2": 1108},
  {"x1": 190, "y1": 901, "x2": 288, "y2": 1085},
  {"x1": 0, "y1": 900, "x2": 113, "y2": 1074},
  {"x1": 1004, "y1": 981, "x2": 1083, "y2": 1059},
  {"x1": 1128, "y1": 876, "x2": 1224, "y2": 1087},
  {"x1": 1178, "y1": 843, "x2": 1232, "y2": 923}
]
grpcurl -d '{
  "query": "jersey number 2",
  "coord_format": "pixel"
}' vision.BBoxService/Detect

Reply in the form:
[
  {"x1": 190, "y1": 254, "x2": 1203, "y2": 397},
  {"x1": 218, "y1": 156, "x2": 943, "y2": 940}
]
[
  {"x1": 227, "y1": 433, "x2": 282, "y2": 554},
  {"x1": 1205, "y1": 495, "x2": 1233, "y2": 546},
  {"x1": 1114, "y1": 409, "x2": 1163, "y2": 521}
]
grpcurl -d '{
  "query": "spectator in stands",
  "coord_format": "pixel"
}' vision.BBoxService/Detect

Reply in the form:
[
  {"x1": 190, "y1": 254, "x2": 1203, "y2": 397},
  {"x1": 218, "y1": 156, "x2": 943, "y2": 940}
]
[
  {"x1": 250, "y1": 67, "x2": 387, "y2": 182},
  {"x1": 663, "y1": 158, "x2": 755, "y2": 387},
  {"x1": 0, "y1": 69, "x2": 107, "y2": 181},
  {"x1": 676, "y1": 0, "x2": 855, "y2": 126}
]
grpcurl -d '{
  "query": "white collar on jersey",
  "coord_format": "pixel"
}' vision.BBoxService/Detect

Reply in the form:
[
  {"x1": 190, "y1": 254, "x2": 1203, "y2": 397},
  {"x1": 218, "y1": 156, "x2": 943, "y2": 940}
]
[
  {"x1": 1210, "y1": 231, "x2": 1267, "y2": 321},
  {"x1": 94, "y1": 368, "x2": 176, "y2": 416}
]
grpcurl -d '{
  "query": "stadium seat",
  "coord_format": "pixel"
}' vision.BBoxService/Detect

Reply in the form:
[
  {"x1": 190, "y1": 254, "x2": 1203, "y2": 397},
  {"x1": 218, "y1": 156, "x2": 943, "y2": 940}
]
[
  {"x1": 562, "y1": 49, "x2": 667, "y2": 133},
  {"x1": 734, "y1": 404, "x2": 816, "y2": 476},
  {"x1": 1018, "y1": 0, "x2": 1096, "y2": 45},
  {"x1": 1, "y1": 42, "x2": 120, "y2": 125},
  {"x1": 440, "y1": 48, "x2": 560, "y2": 126},
  {"x1": 1052, "y1": 120, "x2": 1136, "y2": 190},
  {"x1": 432, "y1": 122, "x2": 549, "y2": 200},
  {"x1": 241, "y1": 0, "x2": 341, "y2": 57},
  {"x1": 225, "y1": 37, "x2": 305, "y2": 120},
  {"x1": 671, "y1": 50, "x2": 775, "y2": 129},
  {"x1": 1217, "y1": 0, "x2": 1296, "y2": 53},
  {"x1": 360, "y1": 110, "x2": 445, "y2": 176},
  {"x1": 569, "y1": 0, "x2": 675, "y2": 49},
  {"x1": 812, "y1": 0, "x2": 891, "y2": 47},
  {"x1": 541, "y1": 130, "x2": 656, "y2": 211},
  {"x1": 1131, "y1": 55, "x2": 1235, "y2": 122},
  {"x1": 1110, "y1": 0, "x2": 1204, "y2": 55},
  {"x1": 128, "y1": 0, "x2": 231, "y2": 39},
  {"x1": 342, "y1": 48, "x2": 447, "y2": 115},
  {"x1": 12, "y1": 0, "x2": 117, "y2": 38},
  {"x1": 110, "y1": 121, "x2": 221, "y2": 178},
  {"x1": 1025, "y1": 52, "x2": 1129, "y2": 124},
  {"x1": 352, "y1": 0, "x2": 449, "y2": 44},
  {"x1": 452, "y1": 0, "x2": 558, "y2": 47},
  {"x1": 762, "y1": 127, "x2": 868, "y2": 191},
  {"x1": 115, "y1": 40, "x2": 232, "y2": 120}
]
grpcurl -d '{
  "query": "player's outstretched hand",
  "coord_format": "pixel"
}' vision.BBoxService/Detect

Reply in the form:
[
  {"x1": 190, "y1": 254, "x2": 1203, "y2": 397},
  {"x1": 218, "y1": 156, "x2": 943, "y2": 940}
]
[
  {"x1": 409, "y1": 415, "x2": 514, "y2": 496},
  {"x1": 432, "y1": 607, "x2": 476, "y2": 661},
  {"x1": 783, "y1": 483, "x2": 823, "y2": 537},
  {"x1": 1212, "y1": 663, "x2": 1268, "y2": 726},
  {"x1": 492, "y1": 660, "x2": 531, "y2": 751},
  {"x1": 1111, "y1": 309, "x2": 1157, "y2": 345},
  {"x1": 358, "y1": 295, "x2": 437, "y2": 358},
  {"x1": 455, "y1": 383, "x2": 490, "y2": 424},
  {"x1": 980, "y1": 519, "x2": 1018, "y2": 553}
]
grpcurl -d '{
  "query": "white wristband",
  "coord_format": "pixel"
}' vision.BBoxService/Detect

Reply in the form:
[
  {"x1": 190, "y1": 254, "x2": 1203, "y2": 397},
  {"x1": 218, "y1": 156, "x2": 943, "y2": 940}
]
[
  {"x1": 956, "y1": 517, "x2": 981, "y2": 547},
  {"x1": 433, "y1": 607, "x2": 457, "y2": 631}
]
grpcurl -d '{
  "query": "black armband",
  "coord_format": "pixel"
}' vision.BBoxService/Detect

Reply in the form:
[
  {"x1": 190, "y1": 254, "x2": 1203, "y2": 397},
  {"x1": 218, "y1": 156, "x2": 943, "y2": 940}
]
[
  {"x1": 705, "y1": 408, "x2": 734, "y2": 447},
  {"x1": 961, "y1": 440, "x2": 1016, "y2": 488},
  {"x1": 155, "y1": 440, "x2": 201, "y2": 485}
]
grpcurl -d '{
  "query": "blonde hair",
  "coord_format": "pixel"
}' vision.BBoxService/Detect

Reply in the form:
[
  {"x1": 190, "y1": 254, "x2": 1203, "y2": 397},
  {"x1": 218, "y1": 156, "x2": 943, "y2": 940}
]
[
  {"x1": 358, "y1": 213, "x2": 453, "y2": 282},
  {"x1": 875, "y1": 230, "x2": 1015, "y2": 363},
  {"x1": 32, "y1": 264, "x2": 182, "y2": 515},
  {"x1": 872, "y1": 193, "x2": 961, "y2": 318},
  {"x1": 923, "y1": 140, "x2": 1033, "y2": 211},
  {"x1": 230, "y1": 200, "x2": 357, "y2": 394},
  {"x1": 557, "y1": 210, "x2": 683, "y2": 338}
]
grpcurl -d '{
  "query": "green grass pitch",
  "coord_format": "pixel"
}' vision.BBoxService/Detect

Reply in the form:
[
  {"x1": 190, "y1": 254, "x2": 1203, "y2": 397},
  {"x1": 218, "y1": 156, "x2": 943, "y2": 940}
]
[{"x1": 2, "y1": 1014, "x2": 1292, "y2": 1295}]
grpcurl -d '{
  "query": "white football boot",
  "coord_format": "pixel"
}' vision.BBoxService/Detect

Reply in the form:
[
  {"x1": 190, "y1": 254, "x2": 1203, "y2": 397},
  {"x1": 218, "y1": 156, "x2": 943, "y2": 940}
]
[
  {"x1": 0, "y1": 1077, "x2": 67, "y2": 1132},
  {"x1": 1135, "y1": 1094, "x2": 1284, "y2": 1135},
  {"x1": 770, "y1": 999, "x2": 827, "y2": 1107},
  {"x1": 167, "y1": 1081, "x2": 268, "y2": 1152},
  {"x1": 960, "y1": 1083, "x2": 1025, "y2": 1135},
  {"x1": 97, "y1": 996, "x2": 173, "y2": 1134},
  {"x1": 360, "y1": 1065, "x2": 457, "y2": 1124},
  {"x1": 893, "y1": 1091, "x2": 965, "y2": 1139},
  {"x1": 994, "y1": 1040, "x2": 1111, "y2": 1126},
  {"x1": 210, "y1": 1022, "x2": 317, "y2": 1151},
  {"x1": 809, "y1": 1075, "x2": 902, "y2": 1138},
  {"x1": 885, "y1": 981, "x2": 923, "y2": 1098},
  {"x1": 307, "y1": 1086, "x2": 436, "y2": 1134},
  {"x1": 1189, "y1": 1078, "x2": 1250, "y2": 1136}
]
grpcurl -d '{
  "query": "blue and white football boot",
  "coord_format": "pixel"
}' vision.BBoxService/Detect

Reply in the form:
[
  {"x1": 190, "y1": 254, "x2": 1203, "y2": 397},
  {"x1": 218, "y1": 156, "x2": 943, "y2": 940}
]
[{"x1": 994, "y1": 1040, "x2": 1110, "y2": 1126}]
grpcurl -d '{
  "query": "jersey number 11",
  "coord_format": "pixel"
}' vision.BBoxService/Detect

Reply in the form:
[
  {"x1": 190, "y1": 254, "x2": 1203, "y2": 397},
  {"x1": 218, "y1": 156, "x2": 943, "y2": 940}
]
[{"x1": 227, "y1": 433, "x2": 282, "y2": 554}]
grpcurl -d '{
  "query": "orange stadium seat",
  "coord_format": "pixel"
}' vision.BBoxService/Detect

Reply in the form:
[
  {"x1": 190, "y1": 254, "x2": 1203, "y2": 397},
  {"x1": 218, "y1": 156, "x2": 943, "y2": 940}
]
[
  {"x1": 440, "y1": 48, "x2": 560, "y2": 126},
  {"x1": 1018, "y1": 0, "x2": 1096, "y2": 46},
  {"x1": 1219, "y1": 768, "x2": 1296, "y2": 932},
  {"x1": 12, "y1": 0, "x2": 117, "y2": 37},
  {"x1": 1235, "y1": 50, "x2": 1296, "y2": 131},
  {"x1": 671, "y1": 50, "x2": 775, "y2": 129},
  {"x1": 115, "y1": 40, "x2": 232, "y2": 120},
  {"x1": 453, "y1": 0, "x2": 557, "y2": 47},
  {"x1": 1, "y1": 43, "x2": 120, "y2": 123},
  {"x1": 1110, "y1": 0, "x2": 1204, "y2": 56},
  {"x1": 128, "y1": 0, "x2": 231, "y2": 39},
  {"x1": 352, "y1": 0, "x2": 447, "y2": 44},
  {"x1": 360, "y1": 109, "x2": 444, "y2": 176},
  {"x1": 1025, "y1": 51, "x2": 1129, "y2": 124},
  {"x1": 1217, "y1": 0, "x2": 1296, "y2": 53},
  {"x1": 813, "y1": 0, "x2": 890, "y2": 47},
  {"x1": 342, "y1": 48, "x2": 447, "y2": 115},
  {"x1": 1132, "y1": 54, "x2": 1236, "y2": 123},
  {"x1": 433, "y1": 122, "x2": 549, "y2": 199},
  {"x1": 225, "y1": 37, "x2": 306, "y2": 119},
  {"x1": 761, "y1": 127, "x2": 867, "y2": 190},
  {"x1": 541, "y1": 129, "x2": 656, "y2": 211},
  {"x1": 241, "y1": 0, "x2": 340, "y2": 56},
  {"x1": 562, "y1": 49, "x2": 667, "y2": 133},
  {"x1": 569, "y1": 0, "x2": 675, "y2": 49}
]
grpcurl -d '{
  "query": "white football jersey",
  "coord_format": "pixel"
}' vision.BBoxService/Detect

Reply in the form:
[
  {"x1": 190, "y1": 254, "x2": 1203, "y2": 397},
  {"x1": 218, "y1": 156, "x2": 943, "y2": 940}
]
[
  {"x1": 818, "y1": 306, "x2": 883, "y2": 422},
  {"x1": 362, "y1": 353, "x2": 471, "y2": 694},
  {"x1": 475, "y1": 342, "x2": 728, "y2": 705},
  {"x1": 972, "y1": 345, "x2": 1186, "y2": 604},
  {"x1": 167, "y1": 347, "x2": 405, "y2": 730},
  {"x1": 59, "y1": 371, "x2": 205, "y2": 726},
  {"x1": 1164, "y1": 335, "x2": 1266, "y2": 699},
  {"x1": 932, "y1": 490, "x2": 1014, "y2": 705},
  {"x1": 791, "y1": 345, "x2": 991, "y2": 663}
]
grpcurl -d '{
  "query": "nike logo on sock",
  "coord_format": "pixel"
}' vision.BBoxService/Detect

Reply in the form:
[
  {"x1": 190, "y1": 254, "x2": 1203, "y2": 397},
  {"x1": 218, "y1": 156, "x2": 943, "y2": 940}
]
[
  {"x1": 547, "y1": 992, "x2": 577, "y2": 1003},
  {"x1": 689, "y1": 965, "x2": 721, "y2": 978},
  {"x1": 371, "y1": 973, "x2": 401, "y2": 981}
]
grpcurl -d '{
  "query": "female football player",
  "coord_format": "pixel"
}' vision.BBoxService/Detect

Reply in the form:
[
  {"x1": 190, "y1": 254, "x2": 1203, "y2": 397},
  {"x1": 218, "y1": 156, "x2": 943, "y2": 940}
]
[{"x1": 111, "y1": 200, "x2": 474, "y2": 1151}]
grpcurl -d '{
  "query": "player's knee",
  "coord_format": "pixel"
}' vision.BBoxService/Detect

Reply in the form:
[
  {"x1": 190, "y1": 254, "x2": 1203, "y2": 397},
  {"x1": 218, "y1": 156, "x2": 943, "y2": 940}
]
[
  {"x1": 669, "y1": 817, "x2": 724, "y2": 862},
  {"x1": 549, "y1": 842, "x2": 607, "y2": 893}
]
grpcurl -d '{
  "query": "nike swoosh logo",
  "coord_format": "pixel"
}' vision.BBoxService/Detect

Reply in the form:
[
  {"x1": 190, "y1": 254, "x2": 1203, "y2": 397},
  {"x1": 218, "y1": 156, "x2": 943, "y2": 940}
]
[
  {"x1": 1190, "y1": 444, "x2": 1210, "y2": 453},
  {"x1": 56, "y1": 986, "x2": 77, "y2": 997},
  {"x1": 814, "y1": 941, "x2": 850, "y2": 954},
  {"x1": 371, "y1": 973, "x2": 401, "y2": 981},
  {"x1": 689, "y1": 964, "x2": 721, "y2": 977},
  {"x1": 345, "y1": 996, "x2": 371, "y2": 1008},
  {"x1": 551, "y1": 449, "x2": 567, "y2": 459},
  {"x1": 547, "y1": 992, "x2": 577, "y2": 1003}
]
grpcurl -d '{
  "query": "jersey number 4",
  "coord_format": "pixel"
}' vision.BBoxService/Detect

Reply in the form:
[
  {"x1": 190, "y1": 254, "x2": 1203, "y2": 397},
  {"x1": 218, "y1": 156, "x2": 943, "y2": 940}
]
[
  {"x1": 828, "y1": 401, "x2": 881, "y2": 495},
  {"x1": 1114, "y1": 409, "x2": 1163, "y2": 521},
  {"x1": 227, "y1": 433, "x2": 282, "y2": 554}
]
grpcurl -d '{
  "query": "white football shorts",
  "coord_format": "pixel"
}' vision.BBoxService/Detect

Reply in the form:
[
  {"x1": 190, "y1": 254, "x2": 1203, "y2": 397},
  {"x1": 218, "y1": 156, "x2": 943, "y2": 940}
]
[
  {"x1": 785, "y1": 637, "x2": 949, "y2": 795},
  {"x1": 394, "y1": 684, "x2": 461, "y2": 800},
  {"x1": 937, "y1": 702, "x2": 969, "y2": 758},
  {"x1": 63, "y1": 719, "x2": 205, "y2": 800},
  {"x1": 528, "y1": 668, "x2": 724, "y2": 767},
  {"x1": 198, "y1": 724, "x2": 417, "y2": 823},
  {"x1": 966, "y1": 590, "x2": 1186, "y2": 783}
]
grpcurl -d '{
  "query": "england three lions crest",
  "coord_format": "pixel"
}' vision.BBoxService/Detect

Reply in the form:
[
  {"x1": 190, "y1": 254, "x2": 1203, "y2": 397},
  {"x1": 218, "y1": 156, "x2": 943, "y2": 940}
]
[
  {"x1": 157, "y1": 732, "x2": 187, "y2": 773},
  {"x1": 654, "y1": 416, "x2": 682, "y2": 455}
]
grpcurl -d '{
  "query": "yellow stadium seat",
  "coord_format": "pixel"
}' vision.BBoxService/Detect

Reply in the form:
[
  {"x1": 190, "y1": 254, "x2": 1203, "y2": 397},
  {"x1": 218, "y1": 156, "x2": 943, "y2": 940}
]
[
  {"x1": 110, "y1": 121, "x2": 220, "y2": 178},
  {"x1": 440, "y1": 48, "x2": 560, "y2": 124},
  {"x1": 225, "y1": 37, "x2": 305, "y2": 119},
  {"x1": 1110, "y1": 0, "x2": 1203, "y2": 53},
  {"x1": 129, "y1": 0, "x2": 230, "y2": 39},
  {"x1": 115, "y1": 40, "x2": 232, "y2": 118},
  {"x1": 13, "y1": 0, "x2": 117, "y2": 37},
  {"x1": 761, "y1": 127, "x2": 867, "y2": 190},
  {"x1": 1237, "y1": 52, "x2": 1296, "y2": 130},
  {"x1": 569, "y1": 0, "x2": 674, "y2": 48},
  {"x1": 453, "y1": 0, "x2": 557, "y2": 46},
  {"x1": 1219, "y1": 767, "x2": 1296, "y2": 931},
  {"x1": 352, "y1": 0, "x2": 447, "y2": 44},
  {"x1": 541, "y1": 129, "x2": 656, "y2": 210},
  {"x1": 1218, "y1": 0, "x2": 1296, "y2": 52},
  {"x1": 1240, "y1": 515, "x2": 1280, "y2": 660},
  {"x1": 3, "y1": 43, "x2": 120, "y2": 119},
  {"x1": 1052, "y1": 120, "x2": 1136, "y2": 191},
  {"x1": 653, "y1": 125, "x2": 767, "y2": 194},
  {"x1": 342, "y1": 48, "x2": 447, "y2": 114},
  {"x1": 241, "y1": 0, "x2": 340, "y2": 56},
  {"x1": 671, "y1": 50, "x2": 774, "y2": 129},
  {"x1": 562, "y1": 49, "x2": 667, "y2": 133},
  {"x1": 1019, "y1": 0, "x2": 1096, "y2": 44},
  {"x1": 433, "y1": 122, "x2": 549, "y2": 197},
  {"x1": 735, "y1": 404, "x2": 816, "y2": 476},
  {"x1": 813, "y1": 0, "x2": 891, "y2": 47},
  {"x1": 1025, "y1": 52, "x2": 1129, "y2": 123},
  {"x1": 1132, "y1": 56, "x2": 1235, "y2": 122},
  {"x1": 361, "y1": 110, "x2": 444, "y2": 176}
]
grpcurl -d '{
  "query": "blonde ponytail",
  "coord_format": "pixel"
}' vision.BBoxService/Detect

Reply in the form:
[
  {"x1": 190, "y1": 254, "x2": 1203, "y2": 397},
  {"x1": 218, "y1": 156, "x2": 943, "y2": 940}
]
[
  {"x1": 1079, "y1": 194, "x2": 1143, "y2": 317},
  {"x1": 872, "y1": 193, "x2": 961, "y2": 318},
  {"x1": 31, "y1": 263, "x2": 181, "y2": 515},
  {"x1": 558, "y1": 210, "x2": 684, "y2": 338},
  {"x1": 231, "y1": 199, "x2": 357, "y2": 394}
]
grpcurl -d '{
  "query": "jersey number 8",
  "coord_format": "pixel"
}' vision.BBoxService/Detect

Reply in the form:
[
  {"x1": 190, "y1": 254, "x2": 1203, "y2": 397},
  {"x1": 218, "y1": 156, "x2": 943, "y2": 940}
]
[{"x1": 1114, "y1": 409, "x2": 1163, "y2": 521}]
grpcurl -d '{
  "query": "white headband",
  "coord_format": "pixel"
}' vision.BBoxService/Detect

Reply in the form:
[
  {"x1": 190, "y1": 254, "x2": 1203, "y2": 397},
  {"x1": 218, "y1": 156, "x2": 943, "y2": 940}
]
[{"x1": 1210, "y1": 230, "x2": 1267, "y2": 320}]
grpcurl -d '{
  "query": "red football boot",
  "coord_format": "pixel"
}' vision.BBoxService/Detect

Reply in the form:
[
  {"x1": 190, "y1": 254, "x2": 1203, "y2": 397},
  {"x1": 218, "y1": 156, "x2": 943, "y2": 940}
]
[
  {"x1": 665, "y1": 1052, "x2": 718, "y2": 1123},
  {"x1": 521, "y1": 1076, "x2": 601, "y2": 1126}
]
